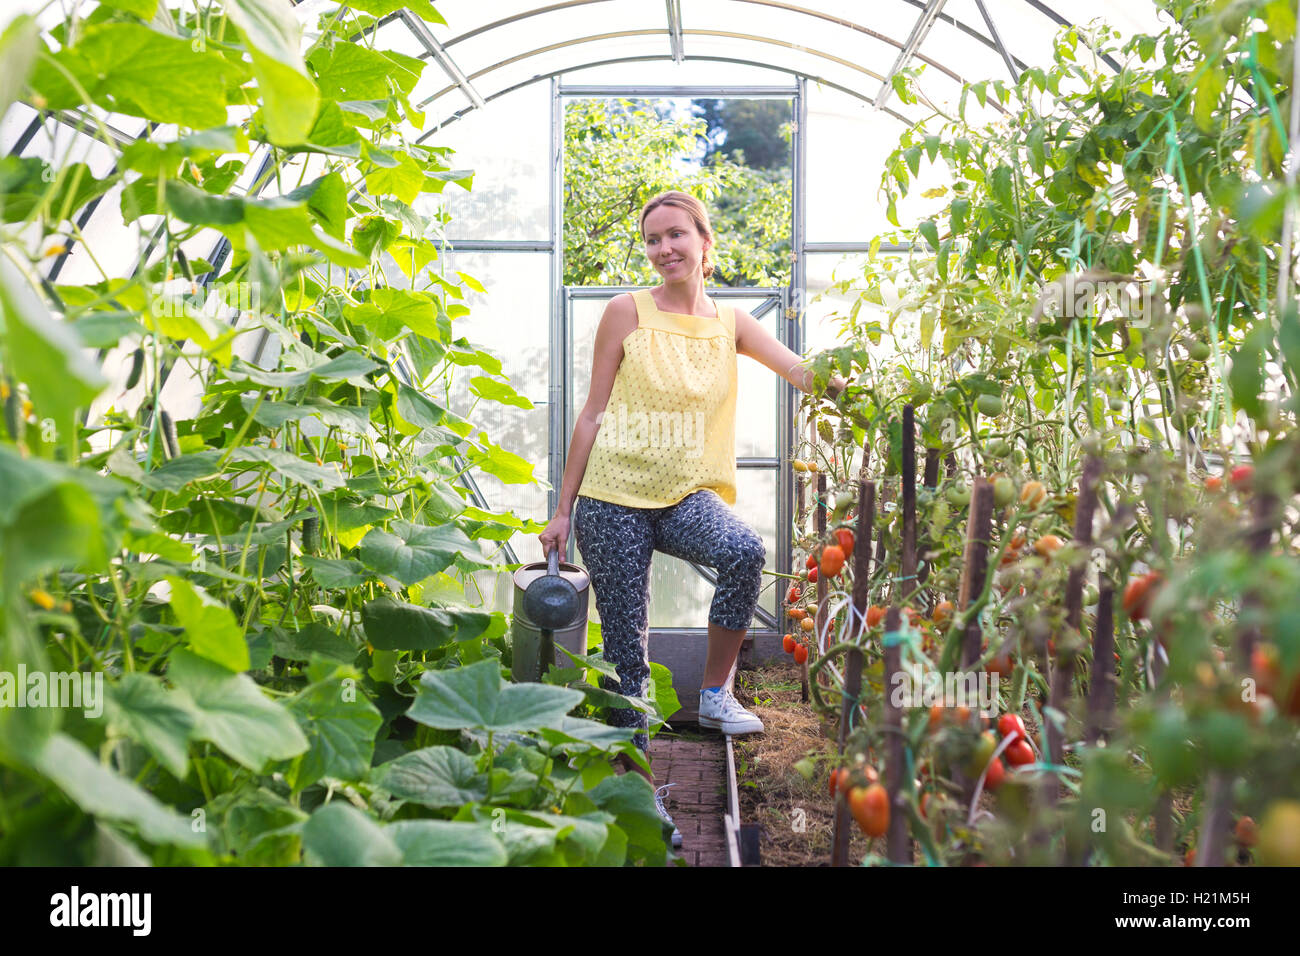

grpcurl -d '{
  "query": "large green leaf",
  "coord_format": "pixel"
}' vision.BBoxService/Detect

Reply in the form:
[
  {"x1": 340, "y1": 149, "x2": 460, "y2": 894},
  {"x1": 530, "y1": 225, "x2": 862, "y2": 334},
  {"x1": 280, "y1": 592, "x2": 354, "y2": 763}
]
[
  {"x1": 102, "y1": 673, "x2": 199, "y2": 780},
  {"x1": 469, "y1": 376, "x2": 535, "y2": 409},
  {"x1": 345, "y1": 288, "x2": 441, "y2": 340},
  {"x1": 285, "y1": 662, "x2": 382, "y2": 789},
  {"x1": 241, "y1": 395, "x2": 371, "y2": 433},
  {"x1": 166, "y1": 649, "x2": 308, "y2": 770},
  {"x1": 307, "y1": 42, "x2": 424, "y2": 100},
  {"x1": 166, "y1": 576, "x2": 249, "y2": 672},
  {"x1": 30, "y1": 22, "x2": 241, "y2": 128},
  {"x1": 359, "y1": 519, "x2": 489, "y2": 586},
  {"x1": 230, "y1": 446, "x2": 345, "y2": 491},
  {"x1": 138, "y1": 450, "x2": 224, "y2": 493},
  {"x1": 588, "y1": 772, "x2": 669, "y2": 864},
  {"x1": 346, "y1": 0, "x2": 446, "y2": 22},
  {"x1": 0, "y1": 447, "x2": 121, "y2": 587},
  {"x1": 361, "y1": 598, "x2": 493, "y2": 651},
  {"x1": 0, "y1": 16, "x2": 40, "y2": 127},
  {"x1": 370, "y1": 746, "x2": 487, "y2": 807},
  {"x1": 224, "y1": 351, "x2": 379, "y2": 388},
  {"x1": 386, "y1": 820, "x2": 508, "y2": 866},
  {"x1": 270, "y1": 622, "x2": 359, "y2": 662},
  {"x1": 301, "y1": 802, "x2": 401, "y2": 866},
  {"x1": 407, "y1": 658, "x2": 584, "y2": 733},
  {"x1": 224, "y1": 0, "x2": 320, "y2": 146},
  {"x1": 1, "y1": 256, "x2": 106, "y2": 443},
  {"x1": 33, "y1": 733, "x2": 206, "y2": 849},
  {"x1": 465, "y1": 438, "x2": 538, "y2": 485}
]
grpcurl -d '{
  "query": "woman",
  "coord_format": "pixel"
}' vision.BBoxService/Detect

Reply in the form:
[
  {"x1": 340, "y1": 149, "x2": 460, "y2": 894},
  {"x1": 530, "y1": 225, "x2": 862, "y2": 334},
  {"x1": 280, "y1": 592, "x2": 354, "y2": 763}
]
[{"x1": 538, "y1": 190, "x2": 845, "y2": 847}]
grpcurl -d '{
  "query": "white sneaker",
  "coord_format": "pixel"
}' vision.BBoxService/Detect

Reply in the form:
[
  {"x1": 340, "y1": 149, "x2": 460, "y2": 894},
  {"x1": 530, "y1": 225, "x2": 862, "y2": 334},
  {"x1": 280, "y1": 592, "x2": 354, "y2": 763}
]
[
  {"x1": 654, "y1": 783, "x2": 683, "y2": 848},
  {"x1": 698, "y1": 686, "x2": 765, "y2": 735}
]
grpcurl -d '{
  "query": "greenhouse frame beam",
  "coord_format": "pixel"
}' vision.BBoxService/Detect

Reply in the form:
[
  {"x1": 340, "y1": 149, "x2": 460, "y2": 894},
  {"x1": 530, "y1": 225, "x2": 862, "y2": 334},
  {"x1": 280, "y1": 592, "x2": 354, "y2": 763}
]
[
  {"x1": 975, "y1": 0, "x2": 1021, "y2": 84},
  {"x1": 399, "y1": 9, "x2": 486, "y2": 110},
  {"x1": 805, "y1": 242, "x2": 915, "y2": 253},
  {"x1": 665, "y1": 0, "x2": 685, "y2": 63},
  {"x1": 419, "y1": 55, "x2": 920, "y2": 138},
  {"x1": 560, "y1": 84, "x2": 797, "y2": 97},
  {"x1": 415, "y1": 28, "x2": 948, "y2": 117},
  {"x1": 874, "y1": 0, "x2": 949, "y2": 114}
]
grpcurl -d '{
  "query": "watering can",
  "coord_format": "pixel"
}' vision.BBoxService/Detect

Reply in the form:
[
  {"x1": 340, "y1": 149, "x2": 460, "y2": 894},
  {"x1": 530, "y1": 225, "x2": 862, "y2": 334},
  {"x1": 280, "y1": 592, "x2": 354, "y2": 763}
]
[{"x1": 510, "y1": 549, "x2": 590, "y2": 682}]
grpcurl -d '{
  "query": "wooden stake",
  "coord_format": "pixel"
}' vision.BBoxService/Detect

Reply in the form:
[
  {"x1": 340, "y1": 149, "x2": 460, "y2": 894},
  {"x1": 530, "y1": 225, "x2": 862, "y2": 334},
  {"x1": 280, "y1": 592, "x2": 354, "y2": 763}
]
[
  {"x1": 958, "y1": 477, "x2": 994, "y2": 669},
  {"x1": 1085, "y1": 579, "x2": 1116, "y2": 746},
  {"x1": 832, "y1": 478, "x2": 875, "y2": 867}
]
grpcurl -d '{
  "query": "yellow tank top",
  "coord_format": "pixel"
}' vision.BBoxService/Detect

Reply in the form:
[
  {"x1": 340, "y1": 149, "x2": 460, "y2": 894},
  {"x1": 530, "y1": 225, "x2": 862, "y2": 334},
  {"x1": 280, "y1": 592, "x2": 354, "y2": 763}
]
[{"x1": 578, "y1": 289, "x2": 738, "y2": 508}]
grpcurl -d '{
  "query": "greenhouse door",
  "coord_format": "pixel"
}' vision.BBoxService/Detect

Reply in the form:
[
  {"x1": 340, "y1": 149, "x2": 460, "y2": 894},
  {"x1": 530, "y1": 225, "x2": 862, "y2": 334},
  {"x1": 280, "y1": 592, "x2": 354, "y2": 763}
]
[{"x1": 560, "y1": 286, "x2": 792, "y2": 642}]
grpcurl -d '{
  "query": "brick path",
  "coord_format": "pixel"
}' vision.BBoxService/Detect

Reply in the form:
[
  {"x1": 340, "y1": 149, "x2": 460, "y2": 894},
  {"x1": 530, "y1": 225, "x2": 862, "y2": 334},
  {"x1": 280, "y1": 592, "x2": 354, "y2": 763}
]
[{"x1": 648, "y1": 734, "x2": 730, "y2": 866}]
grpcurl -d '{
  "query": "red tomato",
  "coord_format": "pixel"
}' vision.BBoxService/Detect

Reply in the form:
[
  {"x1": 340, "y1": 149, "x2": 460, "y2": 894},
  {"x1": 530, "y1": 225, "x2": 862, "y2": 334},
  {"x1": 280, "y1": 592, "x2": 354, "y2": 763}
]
[
  {"x1": 793, "y1": 643, "x2": 809, "y2": 664},
  {"x1": 807, "y1": 566, "x2": 819, "y2": 583},
  {"x1": 997, "y1": 713, "x2": 1027, "y2": 743},
  {"x1": 834, "y1": 527, "x2": 855, "y2": 557},
  {"x1": 1229, "y1": 464, "x2": 1253, "y2": 490},
  {"x1": 984, "y1": 757, "x2": 1005, "y2": 791},
  {"x1": 1122, "y1": 571, "x2": 1162, "y2": 621},
  {"x1": 782, "y1": 633, "x2": 796, "y2": 653},
  {"x1": 1004, "y1": 739, "x2": 1035, "y2": 767},
  {"x1": 806, "y1": 554, "x2": 818, "y2": 570},
  {"x1": 787, "y1": 585, "x2": 801, "y2": 603}
]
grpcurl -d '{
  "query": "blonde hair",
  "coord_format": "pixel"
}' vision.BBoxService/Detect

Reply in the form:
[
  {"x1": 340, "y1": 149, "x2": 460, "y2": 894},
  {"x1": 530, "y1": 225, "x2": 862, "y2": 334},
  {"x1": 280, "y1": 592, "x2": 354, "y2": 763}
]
[{"x1": 639, "y1": 190, "x2": 716, "y2": 280}]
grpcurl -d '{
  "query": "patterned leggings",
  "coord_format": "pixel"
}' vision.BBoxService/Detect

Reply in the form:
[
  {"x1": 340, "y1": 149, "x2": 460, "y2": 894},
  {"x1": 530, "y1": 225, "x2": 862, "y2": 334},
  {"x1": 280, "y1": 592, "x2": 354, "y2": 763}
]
[{"x1": 572, "y1": 489, "x2": 766, "y2": 751}]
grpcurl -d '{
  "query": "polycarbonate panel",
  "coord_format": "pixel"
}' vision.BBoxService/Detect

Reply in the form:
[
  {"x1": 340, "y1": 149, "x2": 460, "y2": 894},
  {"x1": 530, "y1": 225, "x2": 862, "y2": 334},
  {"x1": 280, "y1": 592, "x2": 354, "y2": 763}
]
[
  {"x1": 437, "y1": 252, "x2": 552, "y2": 563},
  {"x1": 456, "y1": 35, "x2": 674, "y2": 108},
  {"x1": 804, "y1": 252, "x2": 898, "y2": 357},
  {"x1": 432, "y1": 83, "x2": 550, "y2": 241},
  {"x1": 444, "y1": 3, "x2": 667, "y2": 82},
  {"x1": 560, "y1": 56, "x2": 796, "y2": 88},
  {"x1": 681, "y1": 0, "x2": 909, "y2": 77},
  {"x1": 805, "y1": 87, "x2": 908, "y2": 243}
]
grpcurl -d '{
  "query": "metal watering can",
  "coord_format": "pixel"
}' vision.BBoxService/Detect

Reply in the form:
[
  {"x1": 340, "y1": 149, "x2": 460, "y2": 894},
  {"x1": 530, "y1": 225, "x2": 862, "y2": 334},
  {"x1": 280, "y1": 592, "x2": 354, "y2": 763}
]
[{"x1": 510, "y1": 550, "x2": 590, "y2": 682}]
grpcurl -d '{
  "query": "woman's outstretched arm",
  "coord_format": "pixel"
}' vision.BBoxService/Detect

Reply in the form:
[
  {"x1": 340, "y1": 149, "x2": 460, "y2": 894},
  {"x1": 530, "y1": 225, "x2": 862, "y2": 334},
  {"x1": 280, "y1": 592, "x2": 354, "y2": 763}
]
[{"x1": 734, "y1": 306, "x2": 846, "y2": 399}]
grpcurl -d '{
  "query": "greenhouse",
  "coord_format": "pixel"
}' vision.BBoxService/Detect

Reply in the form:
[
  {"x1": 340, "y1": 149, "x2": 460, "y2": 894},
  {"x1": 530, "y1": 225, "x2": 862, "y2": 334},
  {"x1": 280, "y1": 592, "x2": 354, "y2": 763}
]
[{"x1": 1, "y1": 0, "x2": 1299, "y2": 883}]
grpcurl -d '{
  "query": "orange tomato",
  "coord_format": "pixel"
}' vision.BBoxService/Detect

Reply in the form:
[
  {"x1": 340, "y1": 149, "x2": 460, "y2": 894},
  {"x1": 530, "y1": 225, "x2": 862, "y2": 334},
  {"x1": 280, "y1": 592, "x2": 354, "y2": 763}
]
[
  {"x1": 849, "y1": 784, "x2": 890, "y2": 837},
  {"x1": 821, "y1": 544, "x2": 846, "y2": 578},
  {"x1": 866, "y1": 605, "x2": 886, "y2": 628},
  {"x1": 1033, "y1": 534, "x2": 1063, "y2": 558},
  {"x1": 933, "y1": 600, "x2": 954, "y2": 628}
]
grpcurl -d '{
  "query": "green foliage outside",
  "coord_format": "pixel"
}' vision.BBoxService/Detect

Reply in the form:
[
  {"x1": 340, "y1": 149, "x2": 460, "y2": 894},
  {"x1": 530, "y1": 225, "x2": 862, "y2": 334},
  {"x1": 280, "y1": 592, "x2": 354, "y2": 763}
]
[{"x1": 564, "y1": 97, "x2": 792, "y2": 288}]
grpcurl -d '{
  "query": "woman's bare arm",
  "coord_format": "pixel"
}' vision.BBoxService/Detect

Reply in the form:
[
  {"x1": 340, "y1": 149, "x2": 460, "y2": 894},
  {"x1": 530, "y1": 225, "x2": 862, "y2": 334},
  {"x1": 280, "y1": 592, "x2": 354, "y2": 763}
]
[
  {"x1": 734, "y1": 307, "x2": 845, "y2": 397},
  {"x1": 552, "y1": 293, "x2": 638, "y2": 517}
]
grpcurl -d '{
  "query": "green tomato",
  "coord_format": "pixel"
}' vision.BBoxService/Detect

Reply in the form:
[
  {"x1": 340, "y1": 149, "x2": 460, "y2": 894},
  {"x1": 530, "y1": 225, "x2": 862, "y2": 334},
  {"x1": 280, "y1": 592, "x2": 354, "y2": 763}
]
[
  {"x1": 993, "y1": 477, "x2": 1015, "y2": 508},
  {"x1": 1108, "y1": 396, "x2": 1125, "y2": 412},
  {"x1": 976, "y1": 394, "x2": 1004, "y2": 417},
  {"x1": 987, "y1": 439, "x2": 1012, "y2": 458},
  {"x1": 1187, "y1": 340, "x2": 1211, "y2": 361},
  {"x1": 965, "y1": 731, "x2": 998, "y2": 776},
  {"x1": 945, "y1": 484, "x2": 971, "y2": 507}
]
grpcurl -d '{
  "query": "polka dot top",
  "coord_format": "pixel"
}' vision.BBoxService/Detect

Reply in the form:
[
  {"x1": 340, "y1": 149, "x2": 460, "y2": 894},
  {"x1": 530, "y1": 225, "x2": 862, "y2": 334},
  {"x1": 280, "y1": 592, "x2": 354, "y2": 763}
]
[{"x1": 579, "y1": 289, "x2": 738, "y2": 508}]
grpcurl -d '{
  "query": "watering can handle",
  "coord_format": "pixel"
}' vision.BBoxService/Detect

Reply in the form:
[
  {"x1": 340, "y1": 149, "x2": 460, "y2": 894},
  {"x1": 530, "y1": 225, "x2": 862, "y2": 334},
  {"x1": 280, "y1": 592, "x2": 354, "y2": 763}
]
[{"x1": 547, "y1": 548, "x2": 559, "y2": 577}]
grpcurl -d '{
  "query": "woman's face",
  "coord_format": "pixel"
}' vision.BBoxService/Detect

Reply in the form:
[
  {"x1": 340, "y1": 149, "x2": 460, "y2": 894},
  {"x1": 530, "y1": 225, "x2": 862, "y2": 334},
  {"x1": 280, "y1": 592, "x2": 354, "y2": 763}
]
[{"x1": 642, "y1": 204, "x2": 711, "y2": 281}]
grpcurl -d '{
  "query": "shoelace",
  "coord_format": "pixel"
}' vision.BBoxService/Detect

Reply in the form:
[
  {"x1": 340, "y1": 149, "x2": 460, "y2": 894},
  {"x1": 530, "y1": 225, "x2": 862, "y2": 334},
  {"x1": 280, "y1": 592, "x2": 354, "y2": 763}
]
[
  {"x1": 709, "y1": 688, "x2": 752, "y2": 719},
  {"x1": 654, "y1": 782, "x2": 678, "y2": 816}
]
